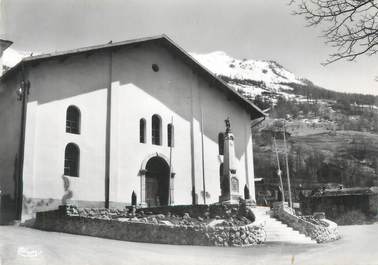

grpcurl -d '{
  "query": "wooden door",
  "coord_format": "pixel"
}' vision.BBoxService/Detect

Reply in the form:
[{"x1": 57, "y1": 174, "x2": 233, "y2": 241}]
[{"x1": 146, "y1": 176, "x2": 159, "y2": 207}]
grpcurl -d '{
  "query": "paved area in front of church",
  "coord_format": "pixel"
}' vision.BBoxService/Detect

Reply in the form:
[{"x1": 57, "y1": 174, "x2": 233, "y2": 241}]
[{"x1": 0, "y1": 224, "x2": 377, "y2": 265}]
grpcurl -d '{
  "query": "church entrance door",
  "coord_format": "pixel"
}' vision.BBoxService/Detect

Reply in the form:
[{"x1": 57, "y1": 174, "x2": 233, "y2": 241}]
[{"x1": 145, "y1": 156, "x2": 170, "y2": 207}]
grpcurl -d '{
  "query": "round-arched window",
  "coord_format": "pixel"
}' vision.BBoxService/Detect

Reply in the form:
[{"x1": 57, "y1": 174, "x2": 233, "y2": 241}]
[
  {"x1": 152, "y1": 114, "x2": 162, "y2": 145},
  {"x1": 66, "y1": 106, "x2": 81, "y2": 134}
]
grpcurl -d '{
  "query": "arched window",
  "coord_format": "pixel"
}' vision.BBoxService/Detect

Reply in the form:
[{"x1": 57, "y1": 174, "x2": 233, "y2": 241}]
[
  {"x1": 167, "y1": 123, "x2": 174, "y2": 147},
  {"x1": 152, "y1": 114, "x2": 162, "y2": 145},
  {"x1": 218, "y1": 133, "x2": 224, "y2": 155},
  {"x1": 66, "y1": 106, "x2": 80, "y2": 134},
  {"x1": 64, "y1": 143, "x2": 80, "y2": 177},
  {"x1": 140, "y1": 118, "x2": 146, "y2": 143}
]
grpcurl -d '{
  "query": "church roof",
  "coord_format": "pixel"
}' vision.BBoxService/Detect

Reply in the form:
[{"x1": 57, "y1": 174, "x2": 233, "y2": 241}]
[{"x1": 1, "y1": 35, "x2": 265, "y2": 119}]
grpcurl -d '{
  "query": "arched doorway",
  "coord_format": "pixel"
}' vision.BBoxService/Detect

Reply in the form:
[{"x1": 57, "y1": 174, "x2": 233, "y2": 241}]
[{"x1": 145, "y1": 156, "x2": 170, "y2": 207}]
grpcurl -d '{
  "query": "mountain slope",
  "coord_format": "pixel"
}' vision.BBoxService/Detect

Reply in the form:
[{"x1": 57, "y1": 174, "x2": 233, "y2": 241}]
[
  {"x1": 192, "y1": 51, "x2": 378, "y2": 109},
  {"x1": 191, "y1": 51, "x2": 305, "y2": 98}
]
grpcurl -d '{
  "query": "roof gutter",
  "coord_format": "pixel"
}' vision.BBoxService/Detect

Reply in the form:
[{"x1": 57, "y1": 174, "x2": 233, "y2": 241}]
[{"x1": 16, "y1": 61, "x2": 30, "y2": 220}]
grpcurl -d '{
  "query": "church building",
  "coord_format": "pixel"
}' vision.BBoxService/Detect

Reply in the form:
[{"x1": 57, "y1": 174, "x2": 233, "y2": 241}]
[{"x1": 0, "y1": 35, "x2": 264, "y2": 223}]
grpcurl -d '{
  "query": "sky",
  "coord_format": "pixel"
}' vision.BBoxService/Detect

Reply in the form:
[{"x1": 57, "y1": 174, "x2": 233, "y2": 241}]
[{"x1": 1, "y1": 0, "x2": 377, "y2": 95}]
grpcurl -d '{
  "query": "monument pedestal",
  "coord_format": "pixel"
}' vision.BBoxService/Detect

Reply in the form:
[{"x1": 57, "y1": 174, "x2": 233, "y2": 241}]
[
  {"x1": 244, "y1": 199, "x2": 256, "y2": 207},
  {"x1": 219, "y1": 194, "x2": 241, "y2": 205}
]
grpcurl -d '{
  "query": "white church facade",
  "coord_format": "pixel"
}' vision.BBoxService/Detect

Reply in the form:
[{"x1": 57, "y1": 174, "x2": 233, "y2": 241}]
[{"x1": 0, "y1": 35, "x2": 264, "y2": 223}]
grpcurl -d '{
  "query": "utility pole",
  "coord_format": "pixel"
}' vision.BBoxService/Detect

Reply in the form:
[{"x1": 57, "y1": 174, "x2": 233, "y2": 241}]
[
  {"x1": 200, "y1": 109, "x2": 206, "y2": 204},
  {"x1": 273, "y1": 136, "x2": 285, "y2": 203},
  {"x1": 283, "y1": 120, "x2": 293, "y2": 208}
]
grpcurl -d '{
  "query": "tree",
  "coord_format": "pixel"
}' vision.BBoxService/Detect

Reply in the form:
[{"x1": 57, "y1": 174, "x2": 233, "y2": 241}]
[
  {"x1": 290, "y1": 0, "x2": 378, "y2": 64},
  {"x1": 253, "y1": 94, "x2": 271, "y2": 110}
]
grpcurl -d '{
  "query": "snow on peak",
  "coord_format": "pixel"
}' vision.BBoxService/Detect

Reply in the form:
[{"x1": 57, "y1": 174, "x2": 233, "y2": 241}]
[
  {"x1": 2, "y1": 48, "x2": 42, "y2": 71},
  {"x1": 1, "y1": 48, "x2": 32, "y2": 68},
  {"x1": 205, "y1": 51, "x2": 230, "y2": 58},
  {"x1": 190, "y1": 51, "x2": 304, "y2": 95}
]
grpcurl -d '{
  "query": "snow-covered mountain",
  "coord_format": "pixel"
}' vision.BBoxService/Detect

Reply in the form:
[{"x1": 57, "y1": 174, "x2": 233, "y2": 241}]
[
  {"x1": 2, "y1": 48, "x2": 32, "y2": 68},
  {"x1": 191, "y1": 51, "x2": 306, "y2": 99}
]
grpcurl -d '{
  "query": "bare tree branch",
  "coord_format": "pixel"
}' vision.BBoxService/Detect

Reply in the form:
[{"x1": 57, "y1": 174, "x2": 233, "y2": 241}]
[{"x1": 290, "y1": 0, "x2": 378, "y2": 65}]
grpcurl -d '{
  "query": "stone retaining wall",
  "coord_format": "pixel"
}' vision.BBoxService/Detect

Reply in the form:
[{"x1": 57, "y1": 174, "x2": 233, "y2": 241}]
[
  {"x1": 34, "y1": 206, "x2": 265, "y2": 247},
  {"x1": 272, "y1": 202, "x2": 341, "y2": 243},
  {"x1": 135, "y1": 204, "x2": 239, "y2": 219}
]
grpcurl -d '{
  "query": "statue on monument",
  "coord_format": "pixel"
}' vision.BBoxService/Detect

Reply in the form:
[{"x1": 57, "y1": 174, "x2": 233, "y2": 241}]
[
  {"x1": 225, "y1": 117, "x2": 231, "y2": 133},
  {"x1": 219, "y1": 117, "x2": 241, "y2": 204}
]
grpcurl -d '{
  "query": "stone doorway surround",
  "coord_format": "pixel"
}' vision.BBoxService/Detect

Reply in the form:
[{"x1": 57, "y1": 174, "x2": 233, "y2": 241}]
[{"x1": 139, "y1": 153, "x2": 175, "y2": 207}]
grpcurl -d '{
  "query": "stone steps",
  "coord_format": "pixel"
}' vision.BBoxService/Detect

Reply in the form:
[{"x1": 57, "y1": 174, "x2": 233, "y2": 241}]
[{"x1": 253, "y1": 206, "x2": 317, "y2": 244}]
